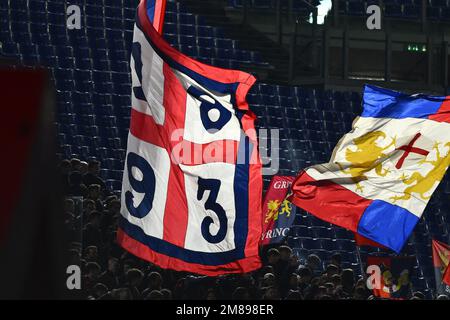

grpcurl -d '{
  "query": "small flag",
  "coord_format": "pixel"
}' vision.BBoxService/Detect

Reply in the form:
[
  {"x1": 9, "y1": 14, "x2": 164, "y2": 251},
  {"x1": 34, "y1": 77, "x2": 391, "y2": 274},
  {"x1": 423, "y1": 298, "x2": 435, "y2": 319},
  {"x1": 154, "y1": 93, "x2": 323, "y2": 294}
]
[
  {"x1": 260, "y1": 176, "x2": 296, "y2": 245},
  {"x1": 366, "y1": 256, "x2": 414, "y2": 299},
  {"x1": 432, "y1": 239, "x2": 450, "y2": 294}
]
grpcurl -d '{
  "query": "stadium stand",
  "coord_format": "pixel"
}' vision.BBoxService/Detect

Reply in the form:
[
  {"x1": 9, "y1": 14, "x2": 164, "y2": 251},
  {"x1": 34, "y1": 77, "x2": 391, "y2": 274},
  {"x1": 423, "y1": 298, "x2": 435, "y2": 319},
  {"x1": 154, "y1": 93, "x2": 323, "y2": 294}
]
[
  {"x1": 336, "y1": 0, "x2": 450, "y2": 21},
  {"x1": 0, "y1": 0, "x2": 449, "y2": 299}
]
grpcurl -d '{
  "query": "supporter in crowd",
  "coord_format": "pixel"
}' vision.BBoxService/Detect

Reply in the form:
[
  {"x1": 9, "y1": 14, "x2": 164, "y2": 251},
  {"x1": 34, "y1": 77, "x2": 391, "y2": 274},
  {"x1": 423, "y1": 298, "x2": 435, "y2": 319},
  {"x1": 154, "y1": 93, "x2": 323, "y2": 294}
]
[
  {"x1": 68, "y1": 171, "x2": 87, "y2": 197},
  {"x1": 83, "y1": 160, "x2": 106, "y2": 191},
  {"x1": 61, "y1": 158, "x2": 436, "y2": 301}
]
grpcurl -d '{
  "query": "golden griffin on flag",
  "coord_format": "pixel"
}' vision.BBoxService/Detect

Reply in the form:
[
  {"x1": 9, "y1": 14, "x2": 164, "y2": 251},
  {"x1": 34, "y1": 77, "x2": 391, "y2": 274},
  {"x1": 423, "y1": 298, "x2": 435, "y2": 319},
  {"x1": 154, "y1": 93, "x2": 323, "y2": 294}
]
[
  {"x1": 117, "y1": 0, "x2": 263, "y2": 275},
  {"x1": 291, "y1": 85, "x2": 450, "y2": 253}
]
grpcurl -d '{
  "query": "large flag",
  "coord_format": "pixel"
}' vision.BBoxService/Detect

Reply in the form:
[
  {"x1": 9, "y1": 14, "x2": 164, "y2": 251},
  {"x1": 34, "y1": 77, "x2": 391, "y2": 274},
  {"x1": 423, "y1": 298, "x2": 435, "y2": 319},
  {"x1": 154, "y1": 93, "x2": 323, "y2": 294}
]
[
  {"x1": 117, "y1": 0, "x2": 263, "y2": 276},
  {"x1": 291, "y1": 85, "x2": 450, "y2": 253},
  {"x1": 366, "y1": 256, "x2": 414, "y2": 299},
  {"x1": 260, "y1": 176, "x2": 296, "y2": 245},
  {"x1": 432, "y1": 239, "x2": 450, "y2": 294}
]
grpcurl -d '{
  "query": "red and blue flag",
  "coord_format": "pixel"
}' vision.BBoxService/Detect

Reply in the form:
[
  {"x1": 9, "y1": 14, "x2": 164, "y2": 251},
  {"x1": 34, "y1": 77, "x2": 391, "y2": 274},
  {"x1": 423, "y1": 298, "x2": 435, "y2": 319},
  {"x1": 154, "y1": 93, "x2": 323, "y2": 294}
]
[{"x1": 117, "y1": 0, "x2": 263, "y2": 276}]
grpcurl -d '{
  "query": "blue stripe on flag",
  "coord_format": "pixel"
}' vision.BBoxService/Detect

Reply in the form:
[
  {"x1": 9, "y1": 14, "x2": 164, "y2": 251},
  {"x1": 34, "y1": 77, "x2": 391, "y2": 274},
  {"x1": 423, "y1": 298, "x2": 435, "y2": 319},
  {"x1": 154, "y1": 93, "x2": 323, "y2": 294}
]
[
  {"x1": 147, "y1": 0, "x2": 156, "y2": 23},
  {"x1": 119, "y1": 216, "x2": 246, "y2": 265},
  {"x1": 233, "y1": 133, "x2": 251, "y2": 257},
  {"x1": 362, "y1": 85, "x2": 444, "y2": 119},
  {"x1": 357, "y1": 200, "x2": 419, "y2": 253}
]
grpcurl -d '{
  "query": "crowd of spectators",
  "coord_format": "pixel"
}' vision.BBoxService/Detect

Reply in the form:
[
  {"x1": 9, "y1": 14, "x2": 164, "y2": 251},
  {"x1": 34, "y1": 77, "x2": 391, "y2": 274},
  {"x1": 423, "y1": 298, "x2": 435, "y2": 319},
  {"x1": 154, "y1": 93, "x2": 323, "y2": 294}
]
[{"x1": 60, "y1": 158, "x2": 448, "y2": 300}]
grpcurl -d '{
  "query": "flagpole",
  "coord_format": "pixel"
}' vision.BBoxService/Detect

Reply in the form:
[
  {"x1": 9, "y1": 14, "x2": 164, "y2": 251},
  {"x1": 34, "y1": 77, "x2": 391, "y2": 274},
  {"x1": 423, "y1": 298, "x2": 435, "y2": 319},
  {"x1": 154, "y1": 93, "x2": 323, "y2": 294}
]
[{"x1": 355, "y1": 245, "x2": 366, "y2": 280}]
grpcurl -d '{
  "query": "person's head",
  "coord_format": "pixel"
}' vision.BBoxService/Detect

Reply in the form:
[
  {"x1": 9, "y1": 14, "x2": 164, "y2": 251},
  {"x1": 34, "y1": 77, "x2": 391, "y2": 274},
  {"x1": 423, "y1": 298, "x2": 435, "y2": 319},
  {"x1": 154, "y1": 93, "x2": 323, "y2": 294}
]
[
  {"x1": 311, "y1": 276, "x2": 321, "y2": 286},
  {"x1": 88, "y1": 211, "x2": 101, "y2": 228},
  {"x1": 84, "y1": 246, "x2": 98, "y2": 262},
  {"x1": 65, "y1": 198, "x2": 75, "y2": 214},
  {"x1": 355, "y1": 277, "x2": 366, "y2": 290},
  {"x1": 306, "y1": 254, "x2": 321, "y2": 271},
  {"x1": 412, "y1": 291, "x2": 425, "y2": 300},
  {"x1": 88, "y1": 184, "x2": 101, "y2": 200},
  {"x1": 147, "y1": 271, "x2": 163, "y2": 290},
  {"x1": 126, "y1": 268, "x2": 144, "y2": 287},
  {"x1": 88, "y1": 160, "x2": 101, "y2": 175},
  {"x1": 298, "y1": 266, "x2": 313, "y2": 284},
  {"x1": 262, "y1": 273, "x2": 276, "y2": 287},
  {"x1": 111, "y1": 288, "x2": 132, "y2": 300},
  {"x1": 289, "y1": 254, "x2": 300, "y2": 268},
  {"x1": 60, "y1": 159, "x2": 71, "y2": 174},
  {"x1": 108, "y1": 257, "x2": 120, "y2": 274},
  {"x1": 93, "y1": 283, "x2": 108, "y2": 298},
  {"x1": 278, "y1": 245, "x2": 292, "y2": 261},
  {"x1": 341, "y1": 268, "x2": 355, "y2": 289},
  {"x1": 85, "y1": 262, "x2": 101, "y2": 280},
  {"x1": 260, "y1": 265, "x2": 274, "y2": 275},
  {"x1": 330, "y1": 253, "x2": 342, "y2": 267},
  {"x1": 289, "y1": 273, "x2": 299, "y2": 288},
  {"x1": 262, "y1": 286, "x2": 280, "y2": 300},
  {"x1": 353, "y1": 286, "x2": 367, "y2": 300},
  {"x1": 79, "y1": 161, "x2": 88, "y2": 175},
  {"x1": 331, "y1": 274, "x2": 341, "y2": 287},
  {"x1": 107, "y1": 199, "x2": 121, "y2": 215},
  {"x1": 69, "y1": 171, "x2": 83, "y2": 186},
  {"x1": 69, "y1": 249, "x2": 81, "y2": 265},
  {"x1": 317, "y1": 285, "x2": 327, "y2": 297},
  {"x1": 70, "y1": 158, "x2": 81, "y2": 171},
  {"x1": 122, "y1": 259, "x2": 135, "y2": 275},
  {"x1": 144, "y1": 290, "x2": 163, "y2": 300},
  {"x1": 232, "y1": 287, "x2": 250, "y2": 300},
  {"x1": 324, "y1": 282, "x2": 335, "y2": 296},
  {"x1": 286, "y1": 290, "x2": 302, "y2": 300},
  {"x1": 267, "y1": 248, "x2": 280, "y2": 265},
  {"x1": 326, "y1": 264, "x2": 339, "y2": 278},
  {"x1": 206, "y1": 288, "x2": 217, "y2": 300},
  {"x1": 83, "y1": 199, "x2": 95, "y2": 214},
  {"x1": 160, "y1": 288, "x2": 172, "y2": 300}
]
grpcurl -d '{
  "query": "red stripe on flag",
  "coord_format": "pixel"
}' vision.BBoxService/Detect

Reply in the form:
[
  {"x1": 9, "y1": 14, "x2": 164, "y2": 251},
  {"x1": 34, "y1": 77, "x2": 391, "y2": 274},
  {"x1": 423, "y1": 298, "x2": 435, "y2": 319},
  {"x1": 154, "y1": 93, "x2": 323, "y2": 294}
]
[
  {"x1": 117, "y1": 228, "x2": 262, "y2": 276},
  {"x1": 160, "y1": 63, "x2": 188, "y2": 246},
  {"x1": 130, "y1": 108, "x2": 165, "y2": 148},
  {"x1": 153, "y1": 0, "x2": 166, "y2": 35},
  {"x1": 429, "y1": 97, "x2": 450, "y2": 123},
  {"x1": 354, "y1": 233, "x2": 386, "y2": 249},
  {"x1": 290, "y1": 170, "x2": 372, "y2": 233}
]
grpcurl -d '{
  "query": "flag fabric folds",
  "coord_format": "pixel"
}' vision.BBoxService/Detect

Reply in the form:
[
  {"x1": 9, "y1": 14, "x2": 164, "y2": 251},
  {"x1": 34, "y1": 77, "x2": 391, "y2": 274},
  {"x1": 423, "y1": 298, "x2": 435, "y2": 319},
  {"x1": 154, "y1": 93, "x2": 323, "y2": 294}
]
[
  {"x1": 432, "y1": 239, "x2": 450, "y2": 294},
  {"x1": 117, "y1": 0, "x2": 263, "y2": 276},
  {"x1": 260, "y1": 176, "x2": 296, "y2": 245},
  {"x1": 291, "y1": 85, "x2": 450, "y2": 253}
]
